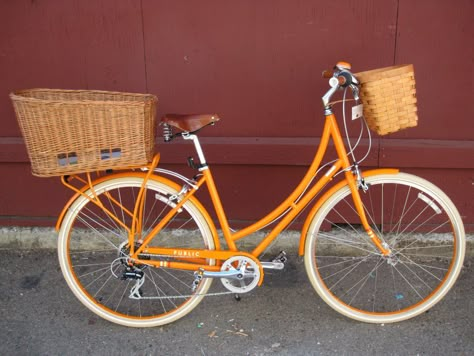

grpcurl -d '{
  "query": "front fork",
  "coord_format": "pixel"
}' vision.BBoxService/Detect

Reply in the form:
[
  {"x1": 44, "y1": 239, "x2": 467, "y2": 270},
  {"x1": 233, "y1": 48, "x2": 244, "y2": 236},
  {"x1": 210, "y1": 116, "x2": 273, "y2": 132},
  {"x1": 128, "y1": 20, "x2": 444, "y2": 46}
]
[{"x1": 347, "y1": 165, "x2": 391, "y2": 256}]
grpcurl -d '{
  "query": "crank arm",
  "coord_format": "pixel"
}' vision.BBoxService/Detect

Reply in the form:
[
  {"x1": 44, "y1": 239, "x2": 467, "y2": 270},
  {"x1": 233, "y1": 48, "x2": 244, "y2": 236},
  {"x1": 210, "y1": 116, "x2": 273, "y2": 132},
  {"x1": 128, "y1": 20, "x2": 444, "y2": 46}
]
[
  {"x1": 261, "y1": 261, "x2": 285, "y2": 270},
  {"x1": 199, "y1": 269, "x2": 243, "y2": 280}
]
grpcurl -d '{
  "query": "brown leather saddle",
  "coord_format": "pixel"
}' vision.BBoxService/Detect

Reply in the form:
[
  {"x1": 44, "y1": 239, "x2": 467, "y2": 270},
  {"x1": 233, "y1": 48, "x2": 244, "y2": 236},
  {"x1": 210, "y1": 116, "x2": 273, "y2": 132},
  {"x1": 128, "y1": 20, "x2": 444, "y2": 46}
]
[{"x1": 161, "y1": 114, "x2": 220, "y2": 133}]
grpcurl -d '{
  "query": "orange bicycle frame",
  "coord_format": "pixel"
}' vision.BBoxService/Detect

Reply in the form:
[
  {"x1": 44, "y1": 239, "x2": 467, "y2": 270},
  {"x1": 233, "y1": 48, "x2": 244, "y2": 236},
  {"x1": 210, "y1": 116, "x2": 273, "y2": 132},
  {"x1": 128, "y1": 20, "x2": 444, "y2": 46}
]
[
  {"x1": 56, "y1": 110, "x2": 391, "y2": 277},
  {"x1": 132, "y1": 111, "x2": 390, "y2": 269}
]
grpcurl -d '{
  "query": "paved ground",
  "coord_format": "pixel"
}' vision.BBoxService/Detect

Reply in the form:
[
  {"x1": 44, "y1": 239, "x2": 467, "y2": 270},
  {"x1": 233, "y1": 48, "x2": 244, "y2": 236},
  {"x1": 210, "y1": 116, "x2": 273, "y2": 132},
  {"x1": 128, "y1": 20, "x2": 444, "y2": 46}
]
[{"x1": 1, "y1": 249, "x2": 472, "y2": 355}]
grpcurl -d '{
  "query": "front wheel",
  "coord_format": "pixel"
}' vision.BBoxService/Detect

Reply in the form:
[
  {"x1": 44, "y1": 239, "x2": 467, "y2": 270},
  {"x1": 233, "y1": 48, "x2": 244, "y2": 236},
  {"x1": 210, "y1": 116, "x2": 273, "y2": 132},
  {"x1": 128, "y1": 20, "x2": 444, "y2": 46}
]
[
  {"x1": 58, "y1": 175, "x2": 216, "y2": 327},
  {"x1": 304, "y1": 173, "x2": 465, "y2": 323}
]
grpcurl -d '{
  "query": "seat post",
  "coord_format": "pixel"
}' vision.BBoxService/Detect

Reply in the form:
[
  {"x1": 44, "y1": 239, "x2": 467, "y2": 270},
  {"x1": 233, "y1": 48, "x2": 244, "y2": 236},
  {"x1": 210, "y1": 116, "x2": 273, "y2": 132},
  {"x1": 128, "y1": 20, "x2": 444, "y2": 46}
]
[{"x1": 182, "y1": 133, "x2": 208, "y2": 170}]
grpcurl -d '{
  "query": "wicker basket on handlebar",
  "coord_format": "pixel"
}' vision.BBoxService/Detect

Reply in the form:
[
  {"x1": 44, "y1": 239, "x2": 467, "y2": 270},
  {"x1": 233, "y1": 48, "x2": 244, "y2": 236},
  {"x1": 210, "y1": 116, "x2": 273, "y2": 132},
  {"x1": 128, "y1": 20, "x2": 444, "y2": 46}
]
[
  {"x1": 355, "y1": 64, "x2": 417, "y2": 135},
  {"x1": 10, "y1": 89, "x2": 157, "y2": 177}
]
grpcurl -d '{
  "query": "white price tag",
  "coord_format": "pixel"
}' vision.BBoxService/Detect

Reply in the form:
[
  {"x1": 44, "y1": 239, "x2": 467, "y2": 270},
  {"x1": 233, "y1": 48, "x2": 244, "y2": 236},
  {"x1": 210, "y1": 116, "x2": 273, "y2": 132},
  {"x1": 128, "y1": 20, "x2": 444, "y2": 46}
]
[{"x1": 352, "y1": 104, "x2": 363, "y2": 120}]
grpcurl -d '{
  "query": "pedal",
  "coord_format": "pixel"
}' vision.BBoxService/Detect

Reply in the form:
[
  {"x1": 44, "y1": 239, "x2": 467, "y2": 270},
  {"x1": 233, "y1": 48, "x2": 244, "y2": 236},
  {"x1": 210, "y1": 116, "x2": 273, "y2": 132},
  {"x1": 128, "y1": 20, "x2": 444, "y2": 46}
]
[
  {"x1": 272, "y1": 251, "x2": 288, "y2": 264},
  {"x1": 261, "y1": 251, "x2": 287, "y2": 270}
]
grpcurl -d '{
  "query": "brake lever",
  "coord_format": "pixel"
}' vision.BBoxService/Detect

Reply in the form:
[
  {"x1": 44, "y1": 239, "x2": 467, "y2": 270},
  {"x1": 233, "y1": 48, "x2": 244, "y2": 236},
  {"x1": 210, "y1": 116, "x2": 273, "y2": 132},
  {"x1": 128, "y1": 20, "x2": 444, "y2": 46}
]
[{"x1": 350, "y1": 84, "x2": 360, "y2": 101}]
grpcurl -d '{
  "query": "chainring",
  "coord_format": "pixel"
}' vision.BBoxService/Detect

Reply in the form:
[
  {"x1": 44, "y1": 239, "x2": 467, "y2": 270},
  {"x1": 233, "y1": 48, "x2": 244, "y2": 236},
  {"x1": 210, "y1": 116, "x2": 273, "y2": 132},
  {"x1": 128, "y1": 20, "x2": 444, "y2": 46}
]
[{"x1": 220, "y1": 256, "x2": 261, "y2": 293}]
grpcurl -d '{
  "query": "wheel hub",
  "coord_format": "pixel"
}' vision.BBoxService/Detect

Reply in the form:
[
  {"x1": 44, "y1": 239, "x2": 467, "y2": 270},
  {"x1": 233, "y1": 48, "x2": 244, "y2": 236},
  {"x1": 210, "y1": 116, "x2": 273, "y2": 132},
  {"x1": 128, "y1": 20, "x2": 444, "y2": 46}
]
[
  {"x1": 385, "y1": 253, "x2": 400, "y2": 266},
  {"x1": 118, "y1": 241, "x2": 150, "y2": 263},
  {"x1": 116, "y1": 241, "x2": 149, "y2": 280}
]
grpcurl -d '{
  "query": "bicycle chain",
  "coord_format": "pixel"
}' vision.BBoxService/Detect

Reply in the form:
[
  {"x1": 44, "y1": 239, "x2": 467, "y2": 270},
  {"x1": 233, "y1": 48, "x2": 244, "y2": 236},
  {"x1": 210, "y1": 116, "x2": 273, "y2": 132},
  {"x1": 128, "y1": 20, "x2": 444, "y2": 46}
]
[{"x1": 130, "y1": 291, "x2": 233, "y2": 300}]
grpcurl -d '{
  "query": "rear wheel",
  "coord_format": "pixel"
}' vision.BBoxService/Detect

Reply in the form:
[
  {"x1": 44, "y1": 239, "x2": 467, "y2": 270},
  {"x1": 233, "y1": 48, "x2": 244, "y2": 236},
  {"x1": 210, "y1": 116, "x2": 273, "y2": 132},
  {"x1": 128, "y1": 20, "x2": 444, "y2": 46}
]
[
  {"x1": 58, "y1": 175, "x2": 216, "y2": 327},
  {"x1": 304, "y1": 173, "x2": 465, "y2": 323}
]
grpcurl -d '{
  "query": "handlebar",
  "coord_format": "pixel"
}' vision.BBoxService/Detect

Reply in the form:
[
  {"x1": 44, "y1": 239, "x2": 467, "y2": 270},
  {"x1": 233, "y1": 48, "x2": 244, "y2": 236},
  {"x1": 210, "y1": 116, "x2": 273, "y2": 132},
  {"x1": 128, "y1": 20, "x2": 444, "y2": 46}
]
[{"x1": 321, "y1": 61, "x2": 360, "y2": 108}]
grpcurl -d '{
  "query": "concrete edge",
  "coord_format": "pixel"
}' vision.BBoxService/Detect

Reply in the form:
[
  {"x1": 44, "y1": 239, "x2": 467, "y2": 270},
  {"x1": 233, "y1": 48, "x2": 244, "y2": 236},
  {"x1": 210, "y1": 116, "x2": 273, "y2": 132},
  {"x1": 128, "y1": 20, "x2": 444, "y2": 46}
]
[{"x1": 1, "y1": 227, "x2": 473, "y2": 256}]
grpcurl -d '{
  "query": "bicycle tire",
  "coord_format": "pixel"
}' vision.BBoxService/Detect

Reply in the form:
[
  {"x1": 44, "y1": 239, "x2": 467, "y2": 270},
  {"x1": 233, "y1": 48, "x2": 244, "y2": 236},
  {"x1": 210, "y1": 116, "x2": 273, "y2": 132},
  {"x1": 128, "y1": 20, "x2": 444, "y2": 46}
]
[
  {"x1": 304, "y1": 173, "x2": 465, "y2": 323},
  {"x1": 58, "y1": 174, "x2": 216, "y2": 327}
]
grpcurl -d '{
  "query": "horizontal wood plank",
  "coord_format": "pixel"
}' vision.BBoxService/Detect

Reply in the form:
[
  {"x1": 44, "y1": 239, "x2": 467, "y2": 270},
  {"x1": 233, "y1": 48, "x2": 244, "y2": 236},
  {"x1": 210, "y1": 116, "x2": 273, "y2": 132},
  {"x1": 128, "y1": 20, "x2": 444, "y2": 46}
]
[{"x1": 1, "y1": 136, "x2": 472, "y2": 169}]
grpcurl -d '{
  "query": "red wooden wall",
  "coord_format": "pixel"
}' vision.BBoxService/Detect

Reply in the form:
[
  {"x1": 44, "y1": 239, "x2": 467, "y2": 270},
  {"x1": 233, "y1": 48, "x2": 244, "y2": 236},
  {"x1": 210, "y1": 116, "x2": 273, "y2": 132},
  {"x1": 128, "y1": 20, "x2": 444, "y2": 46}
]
[{"x1": 0, "y1": 0, "x2": 472, "y2": 230}]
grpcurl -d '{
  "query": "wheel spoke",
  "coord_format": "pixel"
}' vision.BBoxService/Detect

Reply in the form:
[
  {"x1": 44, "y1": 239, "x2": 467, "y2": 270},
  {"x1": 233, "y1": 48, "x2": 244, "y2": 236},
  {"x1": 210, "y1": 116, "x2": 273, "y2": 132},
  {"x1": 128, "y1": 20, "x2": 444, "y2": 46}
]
[
  {"x1": 77, "y1": 213, "x2": 123, "y2": 249},
  {"x1": 326, "y1": 207, "x2": 370, "y2": 243},
  {"x1": 326, "y1": 257, "x2": 369, "y2": 290},
  {"x1": 396, "y1": 252, "x2": 445, "y2": 281},
  {"x1": 317, "y1": 232, "x2": 380, "y2": 255},
  {"x1": 317, "y1": 256, "x2": 368, "y2": 269},
  {"x1": 346, "y1": 258, "x2": 385, "y2": 306},
  {"x1": 392, "y1": 264, "x2": 424, "y2": 301}
]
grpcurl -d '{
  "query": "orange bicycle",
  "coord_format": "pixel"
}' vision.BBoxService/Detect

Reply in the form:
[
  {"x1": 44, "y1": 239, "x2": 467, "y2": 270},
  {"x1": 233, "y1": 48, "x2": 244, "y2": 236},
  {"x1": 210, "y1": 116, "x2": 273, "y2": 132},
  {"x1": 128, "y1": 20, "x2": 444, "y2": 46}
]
[{"x1": 47, "y1": 62, "x2": 465, "y2": 327}]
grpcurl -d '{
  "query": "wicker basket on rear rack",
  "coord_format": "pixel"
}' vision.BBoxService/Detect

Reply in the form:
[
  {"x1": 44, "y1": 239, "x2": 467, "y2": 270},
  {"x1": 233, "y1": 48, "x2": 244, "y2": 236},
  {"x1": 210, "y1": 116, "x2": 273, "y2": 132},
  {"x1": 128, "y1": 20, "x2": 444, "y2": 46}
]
[
  {"x1": 10, "y1": 89, "x2": 157, "y2": 177},
  {"x1": 355, "y1": 64, "x2": 418, "y2": 135}
]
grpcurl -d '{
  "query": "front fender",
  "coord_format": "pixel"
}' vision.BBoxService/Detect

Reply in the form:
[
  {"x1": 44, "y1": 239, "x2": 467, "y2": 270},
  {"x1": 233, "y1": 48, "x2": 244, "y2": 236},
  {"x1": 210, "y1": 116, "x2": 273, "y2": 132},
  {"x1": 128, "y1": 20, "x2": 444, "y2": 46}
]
[
  {"x1": 55, "y1": 172, "x2": 221, "y2": 251},
  {"x1": 298, "y1": 169, "x2": 399, "y2": 256}
]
